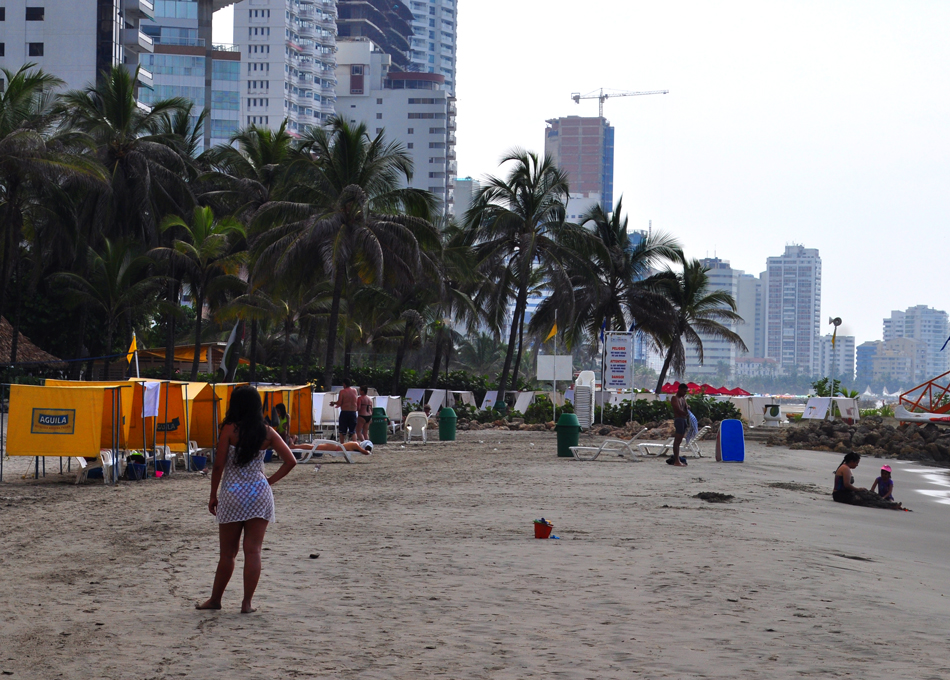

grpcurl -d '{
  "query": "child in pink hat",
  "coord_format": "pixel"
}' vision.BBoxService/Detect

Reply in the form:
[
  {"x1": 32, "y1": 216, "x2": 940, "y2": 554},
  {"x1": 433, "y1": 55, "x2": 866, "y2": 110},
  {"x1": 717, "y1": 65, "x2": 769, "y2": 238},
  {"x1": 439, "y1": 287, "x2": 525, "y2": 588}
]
[{"x1": 871, "y1": 465, "x2": 895, "y2": 501}]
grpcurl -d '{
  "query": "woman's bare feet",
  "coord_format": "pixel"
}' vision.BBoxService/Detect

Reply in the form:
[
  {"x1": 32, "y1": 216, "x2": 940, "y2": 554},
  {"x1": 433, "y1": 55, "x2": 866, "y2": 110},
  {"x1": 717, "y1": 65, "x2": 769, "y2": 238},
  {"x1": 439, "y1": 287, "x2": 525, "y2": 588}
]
[
  {"x1": 196, "y1": 599, "x2": 222, "y2": 610},
  {"x1": 241, "y1": 601, "x2": 256, "y2": 613}
]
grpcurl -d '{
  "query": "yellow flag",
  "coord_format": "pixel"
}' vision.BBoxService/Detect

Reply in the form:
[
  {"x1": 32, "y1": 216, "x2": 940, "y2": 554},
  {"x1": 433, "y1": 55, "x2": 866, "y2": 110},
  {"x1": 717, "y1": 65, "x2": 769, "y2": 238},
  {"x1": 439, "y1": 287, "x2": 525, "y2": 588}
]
[
  {"x1": 127, "y1": 332, "x2": 137, "y2": 364},
  {"x1": 545, "y1": 322, "x2": 557, "y2": 343},
  {"x1": 831, "y1": 327, "x2": 837, "y2": 348}
]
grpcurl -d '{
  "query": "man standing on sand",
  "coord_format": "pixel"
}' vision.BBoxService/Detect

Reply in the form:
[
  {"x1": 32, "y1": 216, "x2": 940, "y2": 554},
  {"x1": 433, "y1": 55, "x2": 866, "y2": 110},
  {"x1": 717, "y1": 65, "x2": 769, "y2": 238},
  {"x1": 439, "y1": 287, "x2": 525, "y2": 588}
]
[
  {"x1": 331, "y1": 379, "x2": 359, "y2": 442},
  {"x1": 670, "y1": 383, "x2": 690, "y2": 467}
]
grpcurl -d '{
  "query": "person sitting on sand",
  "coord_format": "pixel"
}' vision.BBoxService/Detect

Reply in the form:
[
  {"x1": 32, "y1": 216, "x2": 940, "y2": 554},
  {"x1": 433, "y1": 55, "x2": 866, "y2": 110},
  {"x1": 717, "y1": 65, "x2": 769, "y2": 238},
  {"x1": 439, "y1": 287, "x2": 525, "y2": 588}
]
[
  {"x1": 870, "y1": 465, "x2": 895, "y2": 501},
  {"x1": 833, "y1": 452, "x2": 904, "y2": 510}
]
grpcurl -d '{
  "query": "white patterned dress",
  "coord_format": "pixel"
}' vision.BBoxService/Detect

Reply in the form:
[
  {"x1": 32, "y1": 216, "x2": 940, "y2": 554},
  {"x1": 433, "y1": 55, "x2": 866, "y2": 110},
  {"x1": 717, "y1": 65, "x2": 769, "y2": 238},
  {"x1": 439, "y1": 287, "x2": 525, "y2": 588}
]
[{"x1": 217, "y1": 445, "x2": 275, "y2": 524}]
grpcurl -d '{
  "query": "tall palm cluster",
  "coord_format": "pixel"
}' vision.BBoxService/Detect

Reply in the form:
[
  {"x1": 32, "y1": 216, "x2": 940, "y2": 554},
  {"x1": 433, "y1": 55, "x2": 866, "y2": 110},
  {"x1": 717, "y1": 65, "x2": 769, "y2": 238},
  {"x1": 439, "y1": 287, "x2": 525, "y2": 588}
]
[{"x1": 2, "y1": 64, "x2": 745, "y2": 396}]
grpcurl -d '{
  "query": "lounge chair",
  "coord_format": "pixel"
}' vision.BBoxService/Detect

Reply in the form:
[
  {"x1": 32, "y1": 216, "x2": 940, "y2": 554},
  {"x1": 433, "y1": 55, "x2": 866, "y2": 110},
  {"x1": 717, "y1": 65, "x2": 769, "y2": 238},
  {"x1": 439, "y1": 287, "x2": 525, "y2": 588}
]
[
  {"x1": 292, "y1": 439, "x2": 354, "y2": 464},
  {"x1": 569, "y1": 427, "x2": 649, "y2": 461},
  {"x1": 404, "y1": 411, "x2": 428, "y2": 443},
  {"x1": 638, "y1": 425, "x2": 712, "y2": 458}
]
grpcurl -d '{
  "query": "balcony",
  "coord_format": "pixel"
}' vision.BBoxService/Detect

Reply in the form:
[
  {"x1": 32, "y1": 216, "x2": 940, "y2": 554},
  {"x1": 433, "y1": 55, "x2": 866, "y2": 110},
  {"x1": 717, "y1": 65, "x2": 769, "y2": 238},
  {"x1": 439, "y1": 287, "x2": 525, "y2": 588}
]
[
  {"x1": 447, "y1": 119, "x2": 456, "y2": 131},
  {"x1": 122, "y1": 62, "x2": 153, "y2": 88},
  {"x1": 121, "y1": 28, "x2": 154, "y2": 54},
  {"x1": 123, "y1": 0, "x2": 155, "y2": 21}
]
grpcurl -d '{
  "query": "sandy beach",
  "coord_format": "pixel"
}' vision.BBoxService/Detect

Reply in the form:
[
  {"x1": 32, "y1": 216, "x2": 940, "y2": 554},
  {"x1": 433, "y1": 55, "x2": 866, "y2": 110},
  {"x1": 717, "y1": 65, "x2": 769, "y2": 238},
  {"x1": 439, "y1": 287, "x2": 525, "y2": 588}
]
[{"x1": 1, "y1": 430, "x2": 949, "y2": 679}]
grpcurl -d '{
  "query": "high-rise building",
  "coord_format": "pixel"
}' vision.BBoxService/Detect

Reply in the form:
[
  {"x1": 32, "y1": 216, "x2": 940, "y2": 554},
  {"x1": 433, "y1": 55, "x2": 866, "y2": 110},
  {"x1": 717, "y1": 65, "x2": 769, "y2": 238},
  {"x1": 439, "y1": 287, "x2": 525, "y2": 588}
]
[
  {"x1": 232, "y1": 0, "x2": 340, "y2": 135},
  {"x1": 141, "y1": 2, "x2": 242, "y2": 149},
  {"x1": 334, "y1": 40, "x2": 454, "y2": 209},
  {"x1": 882, "y1": 305, "x2": 949, "y2": 379},
  {"x1": 735, "y1": 272, "x2": 764, "y2": 359},
  {"x1": 763, "y1": 245, "x2": 822, "y2": 376},
  {"x1": 405, "y1": 0, "x2": 457, "y2": 95},
  {"x1": 544, "y1": 116, "x2": 615, "y2": 209},
  {"x1": 336, "y1": 0, "x2": 413, "y2": 68},
  {"x1": 856, "y1": 341, "x2": 880, "y2": 386},
  {"x1": 684, "y1": 258, "x2": 742, "y2": 377},
  {"x1": 0, "y1": 0, "x2": 157, "y2": 93},
  {"x1": 453, "y1": 177, "x2": 479, "y2": 220},
  {"x1": 818, "y1": 334, "x2": 856, "y2": 381}
]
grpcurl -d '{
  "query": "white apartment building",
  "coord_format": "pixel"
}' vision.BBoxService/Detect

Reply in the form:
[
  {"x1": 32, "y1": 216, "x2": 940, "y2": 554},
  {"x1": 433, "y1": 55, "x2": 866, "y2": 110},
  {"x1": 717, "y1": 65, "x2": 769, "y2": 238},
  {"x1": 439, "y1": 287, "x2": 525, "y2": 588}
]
[
  {"x1": 764, "y1": 245, "x2": 822, "y2": 376},
  {"x1": 0, "y1": 0, "x2": 156, "y2": 92},
  {"x1": 233, "y1": 0, "x2": 339, "y2": 134},
  {"x1": 735, "y1": 272, "x2": 763, "y2": 359},
  {"x1": 453, "y1": 176, "x2": 479, "y2": 221},
  {"x1": 883, "y1": 305, "x2": 949, "y2": 379},
  {"x1": 684, "y1": 257, "x2": 742, "y2": 377},
  {"x1": 334, "y1": 39, "x2": 455, "y2": 210},
  {"x1": 140, "y1": 1, "x2": 242, "y2": 149},
  {"x1": 818, "y1": 333, "x2": 856, "y2": 381},
  {"x1": 405, "y1": 0, "x2": 457, "y2": 95}
]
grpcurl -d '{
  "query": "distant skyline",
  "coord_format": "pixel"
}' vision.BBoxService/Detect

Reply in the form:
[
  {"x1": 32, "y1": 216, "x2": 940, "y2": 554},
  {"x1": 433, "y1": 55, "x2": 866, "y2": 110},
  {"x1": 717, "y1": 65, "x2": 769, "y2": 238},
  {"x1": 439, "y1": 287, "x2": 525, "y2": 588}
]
[{"x1": 214, "y1": 1, "x2": 950, "y2": 347}]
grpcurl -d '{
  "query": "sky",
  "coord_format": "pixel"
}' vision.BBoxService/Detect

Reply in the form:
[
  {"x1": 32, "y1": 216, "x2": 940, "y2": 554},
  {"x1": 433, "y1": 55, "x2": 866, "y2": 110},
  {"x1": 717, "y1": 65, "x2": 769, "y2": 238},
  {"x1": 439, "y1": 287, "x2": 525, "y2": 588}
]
[{"x1": 214, "y1": 1, "x2": 950, "y2": 345}]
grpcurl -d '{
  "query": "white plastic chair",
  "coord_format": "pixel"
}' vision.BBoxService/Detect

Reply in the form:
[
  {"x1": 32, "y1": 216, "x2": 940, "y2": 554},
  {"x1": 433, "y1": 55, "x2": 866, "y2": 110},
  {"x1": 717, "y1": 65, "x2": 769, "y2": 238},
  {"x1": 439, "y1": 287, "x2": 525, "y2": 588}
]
[
  {"x1": 404, "y1": 411, "x2": 428, "y2": 443},
  {"x1": 75, "y1": 450, "x2": 116, "y2": 485}
]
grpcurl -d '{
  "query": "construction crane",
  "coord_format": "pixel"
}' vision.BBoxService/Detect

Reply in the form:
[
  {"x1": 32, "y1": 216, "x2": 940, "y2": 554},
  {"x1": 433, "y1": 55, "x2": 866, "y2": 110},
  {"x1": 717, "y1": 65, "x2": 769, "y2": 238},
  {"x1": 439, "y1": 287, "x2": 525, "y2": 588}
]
[{"x1": 571, "y1": 88, "x2": 669, "y2": 118}]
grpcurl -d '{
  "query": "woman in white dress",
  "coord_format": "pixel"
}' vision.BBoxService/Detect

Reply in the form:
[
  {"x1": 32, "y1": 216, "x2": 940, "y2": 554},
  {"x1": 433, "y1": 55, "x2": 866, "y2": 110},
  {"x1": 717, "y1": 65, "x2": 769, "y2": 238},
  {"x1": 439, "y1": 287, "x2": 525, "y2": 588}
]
[{"x1": 197, "y1": 386, "x2": 296, "y2": 613}]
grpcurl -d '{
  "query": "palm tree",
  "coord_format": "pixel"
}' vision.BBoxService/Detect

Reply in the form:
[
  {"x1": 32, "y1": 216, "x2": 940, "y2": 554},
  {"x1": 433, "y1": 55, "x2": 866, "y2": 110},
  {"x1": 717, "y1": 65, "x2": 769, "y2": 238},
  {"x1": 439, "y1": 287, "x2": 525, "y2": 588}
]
[
  {"x1": 152, "y1": 206, "x2": 246, "y2": 380},
  {"x1": 651, "y1": 253, "x2": 748, "y2": 392},
  {"x1": 55, "y1": 239, "x2": 158, "y2": 378},
  {"x1": 530, "y1": 197, "x2": 681, "y2": 349},
  {"x1": 255, "y1": 117, "x2": 438, "y2": 390},
  {"x1": 0, "y1": 64, "x2": 106, "y2": 360},
  {"x1": 456, "y1": 333, "x2": 507, "y2": 376},
  {"x1": 465, "y1": 149, "x2": 593, "y2": 405}
]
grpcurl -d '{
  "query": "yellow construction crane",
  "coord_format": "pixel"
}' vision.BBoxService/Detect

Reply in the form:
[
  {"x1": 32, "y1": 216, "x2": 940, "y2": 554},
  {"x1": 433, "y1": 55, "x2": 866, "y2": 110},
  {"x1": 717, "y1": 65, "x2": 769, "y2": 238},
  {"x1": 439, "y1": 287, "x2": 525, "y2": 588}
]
[{"x1": 571, "y1": 88, "x2": 669, "y2": 118}]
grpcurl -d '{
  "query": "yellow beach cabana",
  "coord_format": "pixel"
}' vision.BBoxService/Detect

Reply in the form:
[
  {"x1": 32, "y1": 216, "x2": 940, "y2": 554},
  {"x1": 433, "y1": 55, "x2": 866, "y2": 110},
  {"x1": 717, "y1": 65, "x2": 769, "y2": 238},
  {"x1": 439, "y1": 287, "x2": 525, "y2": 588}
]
[
  {"x1": 185, "y1": 382, "x2": 245, "y2": 448},
  {"x1": 3, "y1": 384, "x2": 127, "y2": 481},
  {"x1": 258, "y1": 385, "x2": 314, "y2": 441}
]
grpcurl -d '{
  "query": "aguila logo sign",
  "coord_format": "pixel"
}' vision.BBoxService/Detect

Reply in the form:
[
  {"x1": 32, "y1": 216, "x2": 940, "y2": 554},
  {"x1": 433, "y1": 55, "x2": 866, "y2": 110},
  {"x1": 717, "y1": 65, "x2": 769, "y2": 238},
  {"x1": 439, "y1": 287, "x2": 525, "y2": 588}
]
[{"x1": 31, "y1": 408, "x2": 76, "y2": 435}]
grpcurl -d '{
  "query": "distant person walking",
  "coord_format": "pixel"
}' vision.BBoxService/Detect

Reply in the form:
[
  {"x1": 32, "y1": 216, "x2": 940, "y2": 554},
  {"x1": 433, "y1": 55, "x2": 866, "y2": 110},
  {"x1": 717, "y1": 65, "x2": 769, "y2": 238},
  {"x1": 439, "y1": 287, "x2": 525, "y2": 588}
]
[
  {"x1": 670, "y1": 383, "x2": 690, "y2": 467},
  {"x1": 356, "y1": 386, "x2": 374, "y2": 441},
  {"x1": 332, "y1": 379, "x2": 359, "y2": 442},
  {"x1": 198, "y1": 385, "x2": 296, "y2": 613}
]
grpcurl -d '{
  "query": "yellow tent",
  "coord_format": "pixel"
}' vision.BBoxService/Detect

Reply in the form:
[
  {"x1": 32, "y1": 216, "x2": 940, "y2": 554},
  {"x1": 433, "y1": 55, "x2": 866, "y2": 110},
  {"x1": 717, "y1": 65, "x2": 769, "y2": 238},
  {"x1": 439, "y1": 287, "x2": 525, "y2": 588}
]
[
  {"x1": 185, "y1": 382, "x2": 245, "y2": 448},
  {"x1": 258, "y1": 386, "x2": 313, "y2": 439},
  {"x1": 43, "y1": 380, "x2": 134, "y2": 449},
  {"x1": 6, "y1": 384, "x2": 126, "y2": 457}
]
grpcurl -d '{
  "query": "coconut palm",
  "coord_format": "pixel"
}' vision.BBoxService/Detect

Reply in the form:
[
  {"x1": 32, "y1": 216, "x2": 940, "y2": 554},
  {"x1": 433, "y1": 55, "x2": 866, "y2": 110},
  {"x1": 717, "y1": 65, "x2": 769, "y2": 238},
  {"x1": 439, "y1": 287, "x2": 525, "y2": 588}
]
[
  {"x1": 530, "y1": 197, "x2": 681, "y2": 348},
  {"x1": 651, "y1": 253, "x2": 748, "y2": 392},
  {"x1": 55, "y1": 239, "x2": 158, "y2": 378},
  {"x1": 152, "y1": 206, "x2": 247, "y2": 379},
  {"x1": 254, "y1": 116, "x2": 438, "y2": 390},
  {"x1": 0, "y1": 64, "x2": 106, "y2": 360},
  {"x1": 465, "y1": 148, "x2": 594, "y2": 405}
]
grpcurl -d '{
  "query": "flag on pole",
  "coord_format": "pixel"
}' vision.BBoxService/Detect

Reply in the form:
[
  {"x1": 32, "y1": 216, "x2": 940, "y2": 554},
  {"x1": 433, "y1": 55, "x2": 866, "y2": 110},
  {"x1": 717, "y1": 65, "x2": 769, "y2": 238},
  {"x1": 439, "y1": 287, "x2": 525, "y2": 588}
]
[
  {"x1": 220, "y1": 320, "x2": 244, "y2": 381},
  {"x1": 831, "y1": 327, "x2": 837, "y2": 348},
  {"x1": 600, "y1": 318, "x2": 607, "y2": 343},
  {"x1": 545, "y1": 322, "x2": 557, "y2": 343},
  {"x1": 127, "y1": 332, "x2": 137, "y2": 364},
  {"x1": 942, "y1": 334, "x2": 950, "y2": 352}
]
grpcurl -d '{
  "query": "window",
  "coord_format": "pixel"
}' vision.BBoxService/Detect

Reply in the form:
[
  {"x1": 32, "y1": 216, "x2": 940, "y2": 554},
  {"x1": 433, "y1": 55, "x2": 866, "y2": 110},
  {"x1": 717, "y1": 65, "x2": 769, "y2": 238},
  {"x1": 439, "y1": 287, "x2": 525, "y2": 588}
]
[
  {"x1": 376, "y1": 112, "x2": 382, "y2": 119},
  {"x1": 407, "y1": 143, "x2": 413, "y2": 149},
  {"x1": 25, "y1": 6, "x2": 43, "y2": 20},
  {"x1": 28, "y1": 42, "x2": 43, "y2": 57},
  {"x1": 0, "y1": 8, "x2": 5, "y2": 20},
  {"x1": 407, "y1": 128, "x2": 414, "y2": 134},
  {"x1": 376, "y1": 128, "x2": 383, "y2": 134},
  {"x1": 0, "y1": 78, "x2": 4, "y2": 93},
  {"x1": 0, "y1": 44, "x2": 4, "y2": 57},
  {"x1": 351, "y1": 65, "x2": 363, "y2": 75},
  {"x1": 376, "y1": 98, "x2": 383, "y2": 105}
]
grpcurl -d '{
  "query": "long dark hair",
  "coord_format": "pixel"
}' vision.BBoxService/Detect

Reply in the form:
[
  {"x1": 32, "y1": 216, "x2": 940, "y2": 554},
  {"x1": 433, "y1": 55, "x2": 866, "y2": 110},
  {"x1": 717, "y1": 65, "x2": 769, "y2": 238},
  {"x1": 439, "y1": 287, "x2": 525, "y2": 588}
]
[
  {"x1": 222, "y1": 386, "x2": 268, "y2": 466},
  {"x1": 837, "y1": 451, "x2": 860, "y2": 470}
]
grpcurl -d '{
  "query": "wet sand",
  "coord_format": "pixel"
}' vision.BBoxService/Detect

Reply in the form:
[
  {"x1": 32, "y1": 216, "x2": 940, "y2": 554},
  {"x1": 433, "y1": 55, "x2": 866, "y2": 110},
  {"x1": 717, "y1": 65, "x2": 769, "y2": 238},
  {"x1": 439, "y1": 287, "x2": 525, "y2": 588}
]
[{"x1": 1, "y1": 430, "x2": 949, "y2": 679}]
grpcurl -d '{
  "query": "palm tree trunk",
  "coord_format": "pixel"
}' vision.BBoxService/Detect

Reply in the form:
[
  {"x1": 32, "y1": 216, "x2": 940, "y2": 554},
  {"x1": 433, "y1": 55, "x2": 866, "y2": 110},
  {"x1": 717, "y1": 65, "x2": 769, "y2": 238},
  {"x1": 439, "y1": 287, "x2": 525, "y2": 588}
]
[
  {"x1": 323, "y1": 269, "x2": 345, "y2": 391},
  {"x1": 303, "y1": 319, "x2": 317, "y2": 383},
  {"x1": 102, "y1": 320, "x2": 114, "y2": 380},
  {"x1": 165, "y1": 276, "x2": 178, "y2": 380},
  {"x1": 342, "y1": 337, "x2": 353, "y2": 382},
  {"x1": 248, "y1": 319, "x2": 258, "y2": 383},
  {"x1": 511, "y1": 312, "x2": 526, "y2": 389},
  {"x1": 497, "y1": 283, "x2": 529, "y2": 404},
  {"x1": 391, "y1": 323, "x2": 412, "y2": 394},
  {"x1": 280, "y1": 315, "x2": 293, "y2": 385},
  {"x1": 9, "y1": 256, "x2": 22, "y2": 363},
  {"x1": 655, "y1": 344, "x2": 676, "y2": 394},
  {"x1": 71, "y1": 307, "x2": 87, "y2": 380},
  {"x1": 428, "y1": 329, "x2": 443, "y2": 388},
  {"x1": 190, "y1": 290, "x2": 204, "y2": 380}
]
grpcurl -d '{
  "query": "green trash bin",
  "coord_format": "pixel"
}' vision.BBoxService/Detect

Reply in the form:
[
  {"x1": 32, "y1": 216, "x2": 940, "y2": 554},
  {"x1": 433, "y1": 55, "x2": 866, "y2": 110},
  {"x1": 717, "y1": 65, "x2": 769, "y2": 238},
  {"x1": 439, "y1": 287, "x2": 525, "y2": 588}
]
[
  {"x1": 492, "y1": 399, "x2": 508, "y2": 415},
  {"x1": 369, "y1": 406, "x2": 389, "y2": 445},
  {"x1": 555, "y1": 412, "x2": 581, "y2": 457},
  {"x1": 439, "y1": 407, "x2": 457, "y2": 441}
]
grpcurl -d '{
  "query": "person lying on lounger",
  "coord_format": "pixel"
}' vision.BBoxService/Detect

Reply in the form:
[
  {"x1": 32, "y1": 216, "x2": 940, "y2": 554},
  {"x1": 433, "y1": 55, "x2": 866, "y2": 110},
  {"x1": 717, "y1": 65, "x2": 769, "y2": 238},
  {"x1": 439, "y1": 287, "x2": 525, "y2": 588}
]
[{"x1": 294, "y1": 440, "x2": 374, "y2": 455}]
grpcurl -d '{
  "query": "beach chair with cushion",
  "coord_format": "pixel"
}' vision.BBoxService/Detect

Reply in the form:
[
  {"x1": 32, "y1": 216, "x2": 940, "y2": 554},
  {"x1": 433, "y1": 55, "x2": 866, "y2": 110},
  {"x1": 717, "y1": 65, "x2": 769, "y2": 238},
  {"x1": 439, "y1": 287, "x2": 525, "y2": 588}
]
[
  {"x1": 569, "y1": 427, "x2": 649, "y2": 461},
  {"x1": 292, "y1": 439, "x2": 353, "y2": 464},
  {"x1": 404, "y1": 411, "x2": 428, "y2": 444},
  {"x1": 638, "y1": 425, "x2": 712, "y2": 458}
]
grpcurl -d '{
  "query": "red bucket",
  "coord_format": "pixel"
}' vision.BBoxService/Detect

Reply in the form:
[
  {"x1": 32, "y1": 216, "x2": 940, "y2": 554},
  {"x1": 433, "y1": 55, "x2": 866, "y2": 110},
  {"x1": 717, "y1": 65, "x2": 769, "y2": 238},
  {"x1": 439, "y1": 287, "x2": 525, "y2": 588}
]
[{"x1": 534, "y1": 521, "x2": 553, "y2": 539}]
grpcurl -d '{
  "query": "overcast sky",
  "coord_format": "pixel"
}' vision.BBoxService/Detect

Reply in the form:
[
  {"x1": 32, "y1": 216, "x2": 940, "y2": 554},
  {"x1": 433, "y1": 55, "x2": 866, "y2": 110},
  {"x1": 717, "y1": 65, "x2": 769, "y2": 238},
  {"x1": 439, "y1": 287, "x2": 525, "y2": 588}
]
[{"x1": 215, "y1": 1, "x2": 950, "y2": 345}]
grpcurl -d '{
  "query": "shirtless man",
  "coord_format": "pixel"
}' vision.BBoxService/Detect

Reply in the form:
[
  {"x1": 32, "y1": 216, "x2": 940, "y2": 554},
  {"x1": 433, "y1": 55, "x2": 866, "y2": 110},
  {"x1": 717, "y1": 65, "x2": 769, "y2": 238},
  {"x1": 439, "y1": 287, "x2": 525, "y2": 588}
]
[
  {"x1": 331, "y1": 379, "x2": 359, "y2": 442},
  {"x1": 670, "y1": 383, "x2": 690, "y2": 467}
]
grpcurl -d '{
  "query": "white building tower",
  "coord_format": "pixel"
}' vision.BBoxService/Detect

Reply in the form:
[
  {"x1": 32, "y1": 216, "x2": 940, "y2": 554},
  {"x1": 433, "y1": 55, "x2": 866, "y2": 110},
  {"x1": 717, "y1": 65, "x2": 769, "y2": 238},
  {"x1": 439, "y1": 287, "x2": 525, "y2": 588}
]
[{"x1": 763, "y1": 245, "x2": 822, "y2": 376}]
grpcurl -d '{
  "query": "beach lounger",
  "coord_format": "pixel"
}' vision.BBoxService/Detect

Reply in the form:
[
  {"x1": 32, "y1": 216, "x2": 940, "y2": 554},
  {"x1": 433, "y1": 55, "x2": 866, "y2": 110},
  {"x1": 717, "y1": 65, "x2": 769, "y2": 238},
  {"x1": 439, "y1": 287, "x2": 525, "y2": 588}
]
[
  {"x1": 569, "y1": 427, "x2": 649, "y2": 461},
  {"x1": 292, "y1": 439, "x2": 353, "y2": 464},
  {"x1": 638, "y1": 426, "x2": 712, "y2": 458},
  {"x1": 404, "y1": 411, "x2": 428, "y2": 443}
]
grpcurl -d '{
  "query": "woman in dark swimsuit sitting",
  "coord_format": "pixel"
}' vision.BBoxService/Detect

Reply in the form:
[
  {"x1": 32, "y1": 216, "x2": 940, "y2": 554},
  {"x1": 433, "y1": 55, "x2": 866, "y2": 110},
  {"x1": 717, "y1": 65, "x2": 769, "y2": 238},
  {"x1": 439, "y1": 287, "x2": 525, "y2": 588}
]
[{"x1": 833, "y1": 452, "x2": 904, "y2": 510}]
